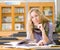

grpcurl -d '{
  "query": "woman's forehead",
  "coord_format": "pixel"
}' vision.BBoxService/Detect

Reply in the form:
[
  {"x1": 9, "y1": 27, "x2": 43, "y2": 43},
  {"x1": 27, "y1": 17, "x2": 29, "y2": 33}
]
[{"x1": 30, "y1": 11, "x2": 38, "y2": 15}]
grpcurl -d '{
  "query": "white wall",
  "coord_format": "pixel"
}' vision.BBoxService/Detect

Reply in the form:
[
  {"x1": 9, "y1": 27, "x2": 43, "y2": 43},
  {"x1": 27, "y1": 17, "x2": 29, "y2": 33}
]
[
  {"x1": 0, "y1": 0, "x2": 55, "y2": 2},
  {"x1": 26, "y1": 0, "x2": 55, "y2": 2}
]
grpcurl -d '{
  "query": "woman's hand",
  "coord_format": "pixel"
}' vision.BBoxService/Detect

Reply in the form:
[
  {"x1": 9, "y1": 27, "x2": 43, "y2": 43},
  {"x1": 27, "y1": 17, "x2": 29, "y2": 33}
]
[
  {"x1": 37, "y1": 24, "x2": 49, "y2": 44},
  {"x1": 37, "y1": 24, "x2": 45, "y2": 32},
  {"x1": 36, "y1": 40, "x2": 44, "y2": 46}
]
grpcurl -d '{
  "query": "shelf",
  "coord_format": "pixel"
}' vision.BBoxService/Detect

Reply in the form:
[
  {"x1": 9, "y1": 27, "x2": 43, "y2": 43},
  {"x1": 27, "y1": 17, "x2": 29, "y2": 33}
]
[
  {"x1": 15, "y1": 16, "x2": 24, "y2": 23},
  {"x1": 0, "y1": 3, "x2": 26, "y2": 38},
  {"x1": 43, "y1": 6, "x2": 53, "y2": 17},
  {"x1": 15, "y1": 22, "x2": 24, "y2": 23},
  {"x1": 2, "y1": 13, "x2": 11, "y2": 17},
  {"x1": 30, "y1": 7, "x2": 39, "y2": 9},
  {"x1": 2, "y1": 23, "x2": 12, "y2": 31},
  {"x1": 15, "y1": 7, "x2": 24, "y2": 13},
  {"x1": 14, "y1": 13, "x2": 24, "y2": 16},
  {"x1": 2, "y1": 13, "x2": 11, "y2": 14},
  {"x1": 15, "y1": 13, "x2": 24, "y2": 14},
  {"x1": 2, "y1": 16, "x2": 12, "y2": 23},
  {"x1": 15, "y1": 22, "x2": 24, "y2": 24},
  {"x1": 15, "y1": 23, "x2": 24, "y2": 31},
  {"x1": 28, "y1": 2, "x2": 54, "y2": 23},
  {"x1": 0, "y1": 3, "x2": 26, "y2": 32},
  {"x1": 2, "y1": 22, "x2": 12, "y2": 23},
  {"x1": 2, "y1": 7, "x2": 11, "y2": 13}
]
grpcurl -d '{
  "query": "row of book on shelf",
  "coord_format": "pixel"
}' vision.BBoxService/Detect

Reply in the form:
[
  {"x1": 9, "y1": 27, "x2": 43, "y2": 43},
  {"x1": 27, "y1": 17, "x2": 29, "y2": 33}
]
[
  {"x1": 2, "y1": 23, "x2": 24, "y2": 30},
  {"x1": 2, "y1": 7, "x2": 53, "y2": 16},
  {"x1": 2, "y1": 16, "x2": 24, "y2": 23},
  {"x1": 2, "y1": 8, "x2": 24, "y2": 13}
]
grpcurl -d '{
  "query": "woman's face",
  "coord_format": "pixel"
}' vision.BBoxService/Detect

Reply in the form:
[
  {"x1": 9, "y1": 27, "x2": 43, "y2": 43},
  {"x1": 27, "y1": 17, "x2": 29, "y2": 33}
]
[{"x1": 30, "y1": 11, "x2": 40, "y2": 26}]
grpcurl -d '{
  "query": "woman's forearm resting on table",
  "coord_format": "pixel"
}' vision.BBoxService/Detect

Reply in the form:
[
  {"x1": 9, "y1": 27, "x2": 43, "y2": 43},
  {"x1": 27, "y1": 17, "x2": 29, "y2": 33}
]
[{"x1": 41, "y1": 29, "x2": 49, "y2": 45}]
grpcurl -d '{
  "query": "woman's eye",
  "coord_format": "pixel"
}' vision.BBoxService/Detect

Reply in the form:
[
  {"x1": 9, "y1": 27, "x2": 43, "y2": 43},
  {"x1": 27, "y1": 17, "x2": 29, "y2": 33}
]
[{"x1": 35, "y1": 15, "x2": 38, "y2": 17}]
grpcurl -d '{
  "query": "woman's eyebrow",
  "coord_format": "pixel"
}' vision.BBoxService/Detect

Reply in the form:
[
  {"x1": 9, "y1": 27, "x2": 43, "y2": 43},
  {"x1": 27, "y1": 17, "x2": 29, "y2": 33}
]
[
  {"x1": 35, "y1": 14, "x2": 38, "y2": 16},
  {"x1": 36, "y1": 15, "x2": 38, "y2": 16}
]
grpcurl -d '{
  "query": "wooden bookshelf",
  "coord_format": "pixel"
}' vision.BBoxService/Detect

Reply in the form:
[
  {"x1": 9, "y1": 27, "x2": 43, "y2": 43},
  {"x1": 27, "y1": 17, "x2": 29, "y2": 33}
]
[
  {"x1": 0, "y1": 2, "x2": 55, "y2": 37},
  {"x1": 0, "y1": 3, "x2": 26, "y2": 36},
  {"x1": 28, "y1": 2, "x2": 55, "y2": 23}
]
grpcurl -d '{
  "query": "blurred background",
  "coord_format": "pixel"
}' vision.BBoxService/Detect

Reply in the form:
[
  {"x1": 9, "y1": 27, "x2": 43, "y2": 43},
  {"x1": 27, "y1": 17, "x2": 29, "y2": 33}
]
[{"x1": 0, "y1": 0, "x2": 60, "y2": 45}]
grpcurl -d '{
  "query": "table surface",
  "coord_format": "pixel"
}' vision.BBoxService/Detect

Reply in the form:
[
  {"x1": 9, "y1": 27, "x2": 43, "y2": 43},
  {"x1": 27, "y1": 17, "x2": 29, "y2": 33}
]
[{"x1": 0, "y1": 45, "x2": 60, "y2": 50}]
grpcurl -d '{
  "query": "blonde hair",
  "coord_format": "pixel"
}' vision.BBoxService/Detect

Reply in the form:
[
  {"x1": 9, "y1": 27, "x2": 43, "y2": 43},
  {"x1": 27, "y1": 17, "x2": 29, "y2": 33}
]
[{"x1": 26, "y1": 8, "x2": 50, "y2": 40}]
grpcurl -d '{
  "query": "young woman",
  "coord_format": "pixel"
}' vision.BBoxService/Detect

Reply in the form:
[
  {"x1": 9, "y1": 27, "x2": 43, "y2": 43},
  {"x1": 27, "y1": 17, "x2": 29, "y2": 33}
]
[{"x1": 26, "y1": 8, "x2": 55, "y2": 46}]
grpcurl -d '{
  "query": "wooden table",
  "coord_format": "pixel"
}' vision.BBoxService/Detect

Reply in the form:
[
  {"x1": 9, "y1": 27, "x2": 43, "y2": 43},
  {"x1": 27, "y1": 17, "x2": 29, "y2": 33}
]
[
  {"x1": 0, "y1": 45, "x2": 34, "y2": 50},
  {"x1": 0, "y1": 45, "x2": 60, "y2": 50}
]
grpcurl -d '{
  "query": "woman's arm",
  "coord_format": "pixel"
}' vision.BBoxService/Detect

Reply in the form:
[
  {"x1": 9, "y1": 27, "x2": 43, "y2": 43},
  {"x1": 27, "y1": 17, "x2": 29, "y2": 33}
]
[
  {"x1": 41, "y1": 29, "x2": 49, "y2": 44},
  {"x1": 37, "y1": 24, "x2": 49, "y2": 45},
  {"x1": 48, "y1": 22, "x2": 55, "y2": 44}
]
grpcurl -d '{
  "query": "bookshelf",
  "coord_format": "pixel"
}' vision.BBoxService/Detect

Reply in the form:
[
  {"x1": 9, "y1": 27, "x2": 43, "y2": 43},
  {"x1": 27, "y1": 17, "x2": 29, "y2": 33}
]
[
  {"x1": 28, "y1": 2, "x2": 54, "y2": 23},
  {"x1": 28, "y1": 2, "x2": 58, "y2": 42},
  {"x1": 2, "y1": 7, "x2": 12, "y2": 31},
  {"x1": 0, "y1": 3, "x2": 26, "y2": 36},
  {"x1": 0, "y1": 2, "x2": 54, "y2": 38},
  {"x1": 14, "y1": 7, "x2": 25, "y2": 31}
]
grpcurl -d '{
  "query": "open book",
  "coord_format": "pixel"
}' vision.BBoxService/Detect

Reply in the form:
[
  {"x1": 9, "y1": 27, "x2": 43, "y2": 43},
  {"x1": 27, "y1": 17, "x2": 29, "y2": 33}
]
[{"x1": 4, "y1": 39, "x2": 37, "y2": 46}]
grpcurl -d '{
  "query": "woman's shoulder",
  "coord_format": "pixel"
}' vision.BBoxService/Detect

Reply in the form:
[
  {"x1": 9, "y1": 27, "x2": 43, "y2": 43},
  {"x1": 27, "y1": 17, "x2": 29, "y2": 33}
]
[
  {"x1": 45, "y1": 21, "x2": 53, "y2": 26},
  {"x1": 48, "y1": 21, "x2": 53, "y2": 26},
  {"x1": 44, "y1": 21, "x2": 53, "y2": 30}
]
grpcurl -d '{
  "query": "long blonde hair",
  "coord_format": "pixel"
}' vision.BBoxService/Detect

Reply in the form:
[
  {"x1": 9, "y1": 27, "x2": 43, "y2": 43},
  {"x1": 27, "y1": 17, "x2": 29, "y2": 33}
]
[{"x1": 26, "y1": 8, "x2": 50, "y2": 40}]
